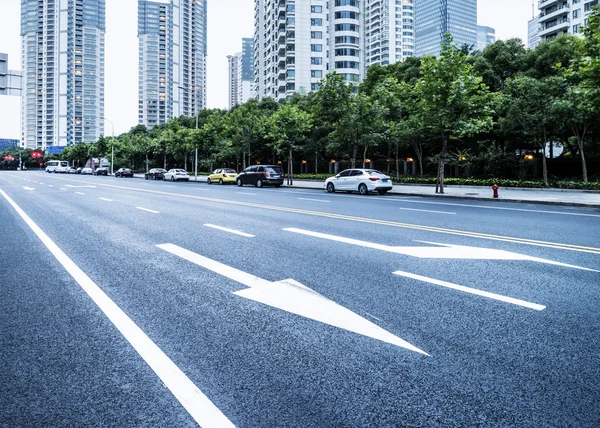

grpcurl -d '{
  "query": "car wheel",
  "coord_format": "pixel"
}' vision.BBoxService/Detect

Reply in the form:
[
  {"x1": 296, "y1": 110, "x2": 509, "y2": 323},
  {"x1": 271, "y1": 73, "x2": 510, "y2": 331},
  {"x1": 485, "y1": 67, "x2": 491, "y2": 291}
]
[
  {"x1": 274, "y1": 184, "x2": 281, "y2": 188},
  {"x1": 145, "y1": 175, "x2": 148, "y2": 180},
  {"x1": 359, "y1": 183, "x2": 368, "y2": 195},
  {"x1": 256, "y1": 179, "x2": 263, "y2": 188},
  {"x1": 377, "y1": 190, "x2": 388, "y2": 195},
  {"x1": 219, "y1": 179, "x2": 223, "y2": 185},
  {"x1": 237, "y1": 178, "x2": 243, "y2": 187},
  {"x1": 326, "y1": 182, "x2": 335, "y2": 193},
  {"x1": 207, "y1": 178, "x2": 211, "y2": 184},
  {"x1": 171, "y1": 176, "x2": 175, "y2": 182},
  {"x1": 153, "y1": 175, "x2": 156, "y2": 180}
]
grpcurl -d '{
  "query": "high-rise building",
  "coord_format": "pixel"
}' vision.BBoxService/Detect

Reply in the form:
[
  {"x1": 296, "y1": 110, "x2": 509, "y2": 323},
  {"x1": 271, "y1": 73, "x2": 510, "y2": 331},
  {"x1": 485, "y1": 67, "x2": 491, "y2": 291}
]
[
  {"x1": 477, "y1": 25, "x2": 496, "y2": 51},
  {"x1": 537, "y1": 0, "x2": 598, "y2": 43},
  {"x1": 227, "y1": 38, "x2": 255, "y2": 109},
  {"x1": 415, "y1": 0, "x2": 478, "y2": 57},
  {"x1": 0, "y1": 53, "x2": 22, "y2": 96},
  {"x1": 21, "y1": 0, "x2": 106, "y2": 149},
  {"x1": 138, "y1": 0, "x2": 207, "y2": 129},
  {"x1": 528, "y1": 16, "x2": 541, "y2": 49},
  {"x1": 254, "y1": 0, "x2": 362, "y2": 101},
  {"x1": 364, "y1": 0, "x2": 415, "y2": 70}
]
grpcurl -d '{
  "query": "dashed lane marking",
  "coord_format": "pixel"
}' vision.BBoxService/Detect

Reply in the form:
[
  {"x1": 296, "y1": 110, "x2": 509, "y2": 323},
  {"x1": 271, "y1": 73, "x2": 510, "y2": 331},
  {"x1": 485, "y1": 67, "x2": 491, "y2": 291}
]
[
  {"x1": 204, "y1": 224, "x2": 254, "y2": 237},
  {"x1": 136, "y1": 207, "x2": 160, "y2": 214}
]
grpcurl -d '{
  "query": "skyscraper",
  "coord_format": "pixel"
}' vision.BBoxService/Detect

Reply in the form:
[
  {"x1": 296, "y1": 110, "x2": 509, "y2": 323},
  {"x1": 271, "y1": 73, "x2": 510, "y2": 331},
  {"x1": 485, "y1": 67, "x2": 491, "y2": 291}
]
[
  {"x1": 138, "y1": 0, "x2": 207, "y2": 129},
  {"x1": 227, "y1": 38, "x2": 255, "y2": 109},
  {"x1": 415, "y1": 0, "x2": 478, "y2": 57},
  {"x1": 254, "y1": 0, "x2": 363, "y2": 101},
  {"x1": 21, "y1": 0, "x2": 106, "y2": 148},
  {"x1": 0, "y1": 53, "x2": 22, "y2": 96},
  {"x1": 528, "y1": 16, "x2": 541, "y2": 49},
  {"x1": 477, "y1": 25, "x2": 496, "y2": 51},
  {"x1": 364, "y1": 0, "x2": 415, "y2": 70}
]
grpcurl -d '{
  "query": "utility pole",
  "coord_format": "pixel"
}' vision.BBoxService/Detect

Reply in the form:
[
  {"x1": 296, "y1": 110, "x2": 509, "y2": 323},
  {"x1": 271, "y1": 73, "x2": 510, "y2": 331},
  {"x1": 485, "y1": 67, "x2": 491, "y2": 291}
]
[{"x1": 102, "y1": 117, "x2": 115, "y2": 175}]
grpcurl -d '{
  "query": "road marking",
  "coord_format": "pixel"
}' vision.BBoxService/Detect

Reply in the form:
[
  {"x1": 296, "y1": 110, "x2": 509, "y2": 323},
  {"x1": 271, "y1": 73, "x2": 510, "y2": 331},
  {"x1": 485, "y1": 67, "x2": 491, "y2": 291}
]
[
  {"x1": 0, "y1": 189, "x2": 234, "y2": 428},
  {"x1": 298, "y1": 198, "x2": 330, "y2": 203},
  {"x1": 236, "y1": 192, "x2": 257, "y2": 195},
  {"x1": 48, "y1": 185, "x2": 53, "y2": 187},
  {"x1": 283, "y1": 228, "x2": 598, "y2": 272},
  {"x1": 60, "y1": 188, "x2": 67, "y2": 191},
  {"x1": 99, "y1": 198, "x2": 113, "y2": 202},
  {"x1": 75, "y1": 192, "x2": 85, "y2": 195},
  {"x1": 46, "y1": 177, "x2": 600, "y2": 255},
  {"x1": 136, "y1": 207, "x2": 160, "y2": 214},
  {"x1": 204, "y1": 224, "x2": 254, "y2": 238},
  {"x1": 65, "y1": 185, "x2": 96, "y2": 188},
  {"x1": 40, "y1": 182, "x2": 45, "y2": 185},
  {"x1": 158, "y1": 243, "x2": 428, "y2": 355},
  {"x1": 393, "y1": 270, "x2": 546, "y2": 311},
  {"x1": 389, "y1": 199, "x2": 600, "y2": 218},
  {"x1": 399, "y1": 207, "x2": 455, "y2": 215},
  {"x1": 23, "y1": 186, "x2": 35, "y2": 191}
]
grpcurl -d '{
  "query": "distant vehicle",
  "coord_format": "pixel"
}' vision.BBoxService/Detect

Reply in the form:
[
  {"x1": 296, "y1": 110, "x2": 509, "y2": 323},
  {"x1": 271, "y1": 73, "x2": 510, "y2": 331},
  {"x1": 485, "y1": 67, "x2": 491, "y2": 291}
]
[
  {"x1": 76, "y1": 167, "x2": 82, "y2": 174},
  {"x1": 164, "y1": 169, "x2": 190, "y2": 182},
  {"x1": 145, "y1": 168, "x2": 167, "y2": 180},
  {"x1": 81, "y1": 167, "x2": 93, "y2": 175},
  {"x1": 45, "y1": 160, "x2": 69, "y2": 173},
  {"x1": 67, "y1": 166, "x2": 78, "y2": 174},
  {"x1": 236, "y1": 165, "x2": 283, "y2": 188},
  {"x1": 94, "y1": 167, "x2": 109, "y2": 176},
  {"x1": 325, "y1": 169, "x2": 392, "y2": 195},
  {"x1": 115, "y1": 168, "x2": 133, "y2": 178},
  {"x1": 207, "y1": 168, "x2": 237, "y2": 184}
]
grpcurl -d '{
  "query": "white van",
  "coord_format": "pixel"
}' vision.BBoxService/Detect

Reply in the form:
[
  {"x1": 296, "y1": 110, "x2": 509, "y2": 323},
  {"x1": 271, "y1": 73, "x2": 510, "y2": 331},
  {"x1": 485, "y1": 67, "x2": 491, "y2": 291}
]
[{"x1": 45, "y1": 160, "x2": 70, "y2": 173}]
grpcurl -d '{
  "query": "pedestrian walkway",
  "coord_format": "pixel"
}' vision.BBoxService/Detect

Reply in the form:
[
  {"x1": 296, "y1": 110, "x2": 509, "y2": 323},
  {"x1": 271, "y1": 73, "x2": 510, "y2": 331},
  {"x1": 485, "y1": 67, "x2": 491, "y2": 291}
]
[{"x1": 133, "y1": 174, "x2": 600, "y2": 208}]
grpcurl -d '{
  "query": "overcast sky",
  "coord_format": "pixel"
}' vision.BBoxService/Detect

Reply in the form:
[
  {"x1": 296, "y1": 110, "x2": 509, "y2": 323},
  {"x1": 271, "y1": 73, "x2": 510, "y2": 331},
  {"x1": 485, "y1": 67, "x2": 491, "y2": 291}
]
[{"x1": 0, "y1": 0, "x2": 532, "y2": 140}]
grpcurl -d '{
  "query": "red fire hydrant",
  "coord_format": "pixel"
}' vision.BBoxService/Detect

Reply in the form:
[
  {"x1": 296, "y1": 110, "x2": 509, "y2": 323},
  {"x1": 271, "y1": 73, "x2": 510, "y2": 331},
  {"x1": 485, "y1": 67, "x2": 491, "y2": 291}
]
[{"x1": 492, "y1": 183, "x2": 499, "y2": 198}]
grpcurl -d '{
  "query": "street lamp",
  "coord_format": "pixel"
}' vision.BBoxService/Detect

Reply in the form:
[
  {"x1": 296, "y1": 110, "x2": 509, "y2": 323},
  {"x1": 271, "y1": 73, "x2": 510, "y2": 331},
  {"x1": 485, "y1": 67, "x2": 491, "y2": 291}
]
[
  {"x1": 178, "y1": 85, "x2": 200, "y2": 181},
  {"x1": 102, "y1": 116, "x2": 115, "y2": 175}
]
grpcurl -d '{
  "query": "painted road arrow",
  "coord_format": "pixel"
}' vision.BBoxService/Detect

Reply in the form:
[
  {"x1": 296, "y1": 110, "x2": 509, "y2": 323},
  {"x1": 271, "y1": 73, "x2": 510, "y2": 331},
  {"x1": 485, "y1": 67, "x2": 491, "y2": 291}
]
[
  {"x1": 283, "y1": 228, "x2": 599, "y2": 272},
  {"x1": 157, "y1": 243, "x2": 428, "y2": 355}
]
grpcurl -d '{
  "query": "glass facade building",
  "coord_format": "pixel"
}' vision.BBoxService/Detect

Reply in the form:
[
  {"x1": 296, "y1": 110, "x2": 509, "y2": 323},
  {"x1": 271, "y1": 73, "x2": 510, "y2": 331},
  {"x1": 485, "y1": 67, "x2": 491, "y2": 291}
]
[
  {"x1": 138, "y1": 0, "x2": 207, "y2": 129},
  {"x1": 415, "y1": 0, "x2": 477, "y2": 57},
  {"x1": 477, "y1": 25, "x2": 496, "y2": 51},
  {"x1": 228, "y1": 38, "x2": 255, "y2": 109},
  {"x1": 21, "y1": 0, "x2": 106, "y2": 148}
]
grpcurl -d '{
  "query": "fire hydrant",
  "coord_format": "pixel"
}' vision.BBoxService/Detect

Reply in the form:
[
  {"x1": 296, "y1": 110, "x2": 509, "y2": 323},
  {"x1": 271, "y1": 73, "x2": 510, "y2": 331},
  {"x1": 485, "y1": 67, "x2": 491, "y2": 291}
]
[{"x1": 492, "y1": 183, "x2": 499, "y2": 198}]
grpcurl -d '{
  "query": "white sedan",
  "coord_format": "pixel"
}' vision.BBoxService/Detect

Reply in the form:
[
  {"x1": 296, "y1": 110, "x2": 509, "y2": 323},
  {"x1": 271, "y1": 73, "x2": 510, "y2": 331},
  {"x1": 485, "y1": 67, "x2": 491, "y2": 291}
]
[
  {"x1": 325, "y1": 169, "x2": 393, "y2": 195},
  {"x1": 164, "y1": 168, "x2": 190, "y2": 182}
]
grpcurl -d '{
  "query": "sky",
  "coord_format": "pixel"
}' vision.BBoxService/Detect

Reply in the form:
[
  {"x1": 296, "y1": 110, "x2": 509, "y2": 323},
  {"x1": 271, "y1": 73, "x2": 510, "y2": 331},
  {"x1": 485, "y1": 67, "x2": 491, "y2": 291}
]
[{"x1": 0, "y1": 0, "x2": 533, "y2": 140}]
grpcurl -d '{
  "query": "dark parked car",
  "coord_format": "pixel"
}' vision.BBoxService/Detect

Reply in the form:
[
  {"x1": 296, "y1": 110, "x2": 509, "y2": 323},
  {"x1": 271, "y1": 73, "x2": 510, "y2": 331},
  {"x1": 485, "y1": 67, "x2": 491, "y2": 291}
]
[
  {"x1": 236, "y1": 165, "x2": 284, "y2": 188},
  {"x1": 115, "y1": 168, "x2": 133, "y2": 178},
  {"x1": 145, "y1": 168, "x2": 167, "y2": 180},
  {"x1": 94, "y1": 167, "x2": 109, "y2": 176}
]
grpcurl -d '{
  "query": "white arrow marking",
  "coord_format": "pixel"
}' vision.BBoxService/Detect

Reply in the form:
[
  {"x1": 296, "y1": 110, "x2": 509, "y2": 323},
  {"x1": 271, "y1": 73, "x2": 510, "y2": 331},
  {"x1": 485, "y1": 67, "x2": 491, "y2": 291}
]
[
  {"x1": 65, "y1": 185, "x2": 96, "y2": 188},
  {"x1": 394, "y1": 270, "x2": 546, "y2": 311},
  {"x1": 23, "y1": 186, "x2": 35, "y2": 191},
  {"x1": 157, "y1": 243, "x2": 428, "y2": 355},
  {"x1": 283, "y1": 228, "x2": 598, "y2": 272}
]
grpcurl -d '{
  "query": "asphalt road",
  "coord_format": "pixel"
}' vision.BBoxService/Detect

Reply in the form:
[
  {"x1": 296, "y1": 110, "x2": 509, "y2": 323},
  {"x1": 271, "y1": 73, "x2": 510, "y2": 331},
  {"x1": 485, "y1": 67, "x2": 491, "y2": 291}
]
[{"x1": 1, "y1": 171, "x2": 599, "y2": 427}]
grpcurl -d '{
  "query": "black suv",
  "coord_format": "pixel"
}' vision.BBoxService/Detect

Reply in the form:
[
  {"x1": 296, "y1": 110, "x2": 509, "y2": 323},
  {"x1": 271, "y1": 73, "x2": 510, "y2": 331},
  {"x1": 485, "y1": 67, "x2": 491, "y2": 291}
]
[
  {"x1": 236, "y1": 165, "x2": 284, "y2": 188},
  {"x1": 115, "y1": 168, "x2": 133, "y2": 178}
]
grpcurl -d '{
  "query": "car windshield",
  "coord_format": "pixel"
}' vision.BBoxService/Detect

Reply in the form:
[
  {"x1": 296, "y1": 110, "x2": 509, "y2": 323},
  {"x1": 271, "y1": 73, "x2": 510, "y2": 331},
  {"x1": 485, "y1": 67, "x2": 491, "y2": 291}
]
[
  {"x1": 366, "y1": 170, "x2": 386, "y2": 176},
  {"x1": 266, "y1": 167, "x2": 283, "y2": 174}
]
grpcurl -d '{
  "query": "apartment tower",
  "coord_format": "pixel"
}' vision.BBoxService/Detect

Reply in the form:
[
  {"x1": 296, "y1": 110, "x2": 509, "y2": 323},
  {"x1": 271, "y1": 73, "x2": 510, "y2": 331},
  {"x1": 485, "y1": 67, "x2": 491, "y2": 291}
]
[
  {"x1": 21, "y1": 0, "x2": 106, "y2": 148},
  {"x1": 227, "y1": 38, "x2": 255, "y2": 109},
  {"x1": 415, "y1": 0, "x2": 478, "y2": 57},
  {"x1": 254, "y1": 0, "x2": 363, "y2": 101},
  {"x1": 138, "y1": 0, "x2": 207, "y2": 129},
  {"x1": 364, "y1": 0, "x2": 415, "y2": 70},
  {"x1": 537, "y1": 0, "x2": 598, "y2": 43}
]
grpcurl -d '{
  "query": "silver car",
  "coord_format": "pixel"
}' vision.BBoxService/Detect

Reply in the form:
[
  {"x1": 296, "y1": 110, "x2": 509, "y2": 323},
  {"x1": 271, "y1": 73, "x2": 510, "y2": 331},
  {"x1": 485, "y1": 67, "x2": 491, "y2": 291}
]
[
  {"x1": 325, "y1": 169, "x2": 393, "y2": 195},
  {"x1": 164, "y1": 168, "x2": 190, "y2": 182}
]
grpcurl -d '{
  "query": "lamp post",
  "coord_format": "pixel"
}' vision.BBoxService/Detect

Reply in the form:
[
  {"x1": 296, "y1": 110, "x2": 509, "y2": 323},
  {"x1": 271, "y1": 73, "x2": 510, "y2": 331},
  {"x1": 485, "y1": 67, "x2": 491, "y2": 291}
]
[
  {"x1": 178, "y1": 85, "x2": 200, "y2": 181},
  {"x1": 102, "y1": 117, "x2": 115, "y2": 175}
]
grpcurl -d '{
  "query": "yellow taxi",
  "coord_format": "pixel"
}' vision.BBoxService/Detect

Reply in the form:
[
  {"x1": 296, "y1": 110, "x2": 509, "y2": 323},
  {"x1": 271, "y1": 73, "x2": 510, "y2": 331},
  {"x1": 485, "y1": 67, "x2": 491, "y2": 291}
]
[{"x1": 207, "y1": 168, "x2": 237, "y2": 184}]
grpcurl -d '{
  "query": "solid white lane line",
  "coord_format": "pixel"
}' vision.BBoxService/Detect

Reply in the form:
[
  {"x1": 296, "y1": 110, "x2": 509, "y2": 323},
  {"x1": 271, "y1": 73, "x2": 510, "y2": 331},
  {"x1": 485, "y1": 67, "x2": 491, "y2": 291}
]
[
  {"x1": 99, "y1": 198, "x2": 113, "y2": 202},
  {"x1": 399, "y1": 207, "x2": 455, "y2": 215},
  {"x1": 75, "y1": 192, "x2": 85, "y2": 195},
  {"x1": 0, "y1": 189, "x2": 234, "y2": 427},
  {"x1": 298, "y1": 198, "x2": 330, "y2": 203},
  {"x1": 136, "y1": 207, "x2": 160, "y2": 214},
  {"x1": 204, "y1": 224, "x2": 255, "y2": 238},
  {"x1": 236, "y1": 192, "x2": 257, "y2": 196},
  {"x1": 393, "y1": 270, "x2": 546, "y2": 311}
]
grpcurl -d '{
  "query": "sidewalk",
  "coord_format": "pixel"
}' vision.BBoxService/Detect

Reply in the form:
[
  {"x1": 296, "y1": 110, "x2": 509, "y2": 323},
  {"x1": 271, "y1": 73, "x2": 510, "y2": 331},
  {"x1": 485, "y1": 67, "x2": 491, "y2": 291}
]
[{"x1": 133, "y1": 174, "x2": 600, "y2": 208}]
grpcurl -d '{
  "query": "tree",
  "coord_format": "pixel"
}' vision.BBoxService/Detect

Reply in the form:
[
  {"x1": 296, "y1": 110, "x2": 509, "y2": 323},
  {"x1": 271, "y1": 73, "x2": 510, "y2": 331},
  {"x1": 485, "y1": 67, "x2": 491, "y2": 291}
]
[
  {"x1": 267, "y1": 104, "x2": 313, "y2": 185},
  {"x1": 413, "y1": 34, "x2": 498, "y2": 193}
]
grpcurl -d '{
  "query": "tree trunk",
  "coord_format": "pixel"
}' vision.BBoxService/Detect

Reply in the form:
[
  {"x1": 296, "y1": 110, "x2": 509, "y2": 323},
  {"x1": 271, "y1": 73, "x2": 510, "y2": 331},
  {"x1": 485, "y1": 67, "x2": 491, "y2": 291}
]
[
  {"x1": 315, "y1": 151, "x2": 318, "y2": 174},
  {"x1": 578, "y1": 139, "x2": 588, "y2": 183},
  {"x1": 288, "y1": 147, "x2": 293, "y2": 186},
  {"x1": 184, "y1": 152, "x2": 187, "y2": 171},
  {"x1": 145, "y1": 153, "x2": 149, "y2": 173},
  {"x1": 362, "y1": 145, "x2": 368, "y2": 169},
  {"x1": 351, "y1": 144, "x2": 358, "y2": 169},
  {"x1": 437, "y1": 134, "x2": 448, "y2": 194},
  {"x1": 541, "y1": 127, "x2": 548, "y2": 185},
  {"x1": 163, "y1": 153, "x2": 167, "y2": 170},
  {"x1": 395, "y1": 143, "x2": 399, "y2": 177},
  {"x1": 242, "y1": 150, "x2": 246, "y2": 169}
]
